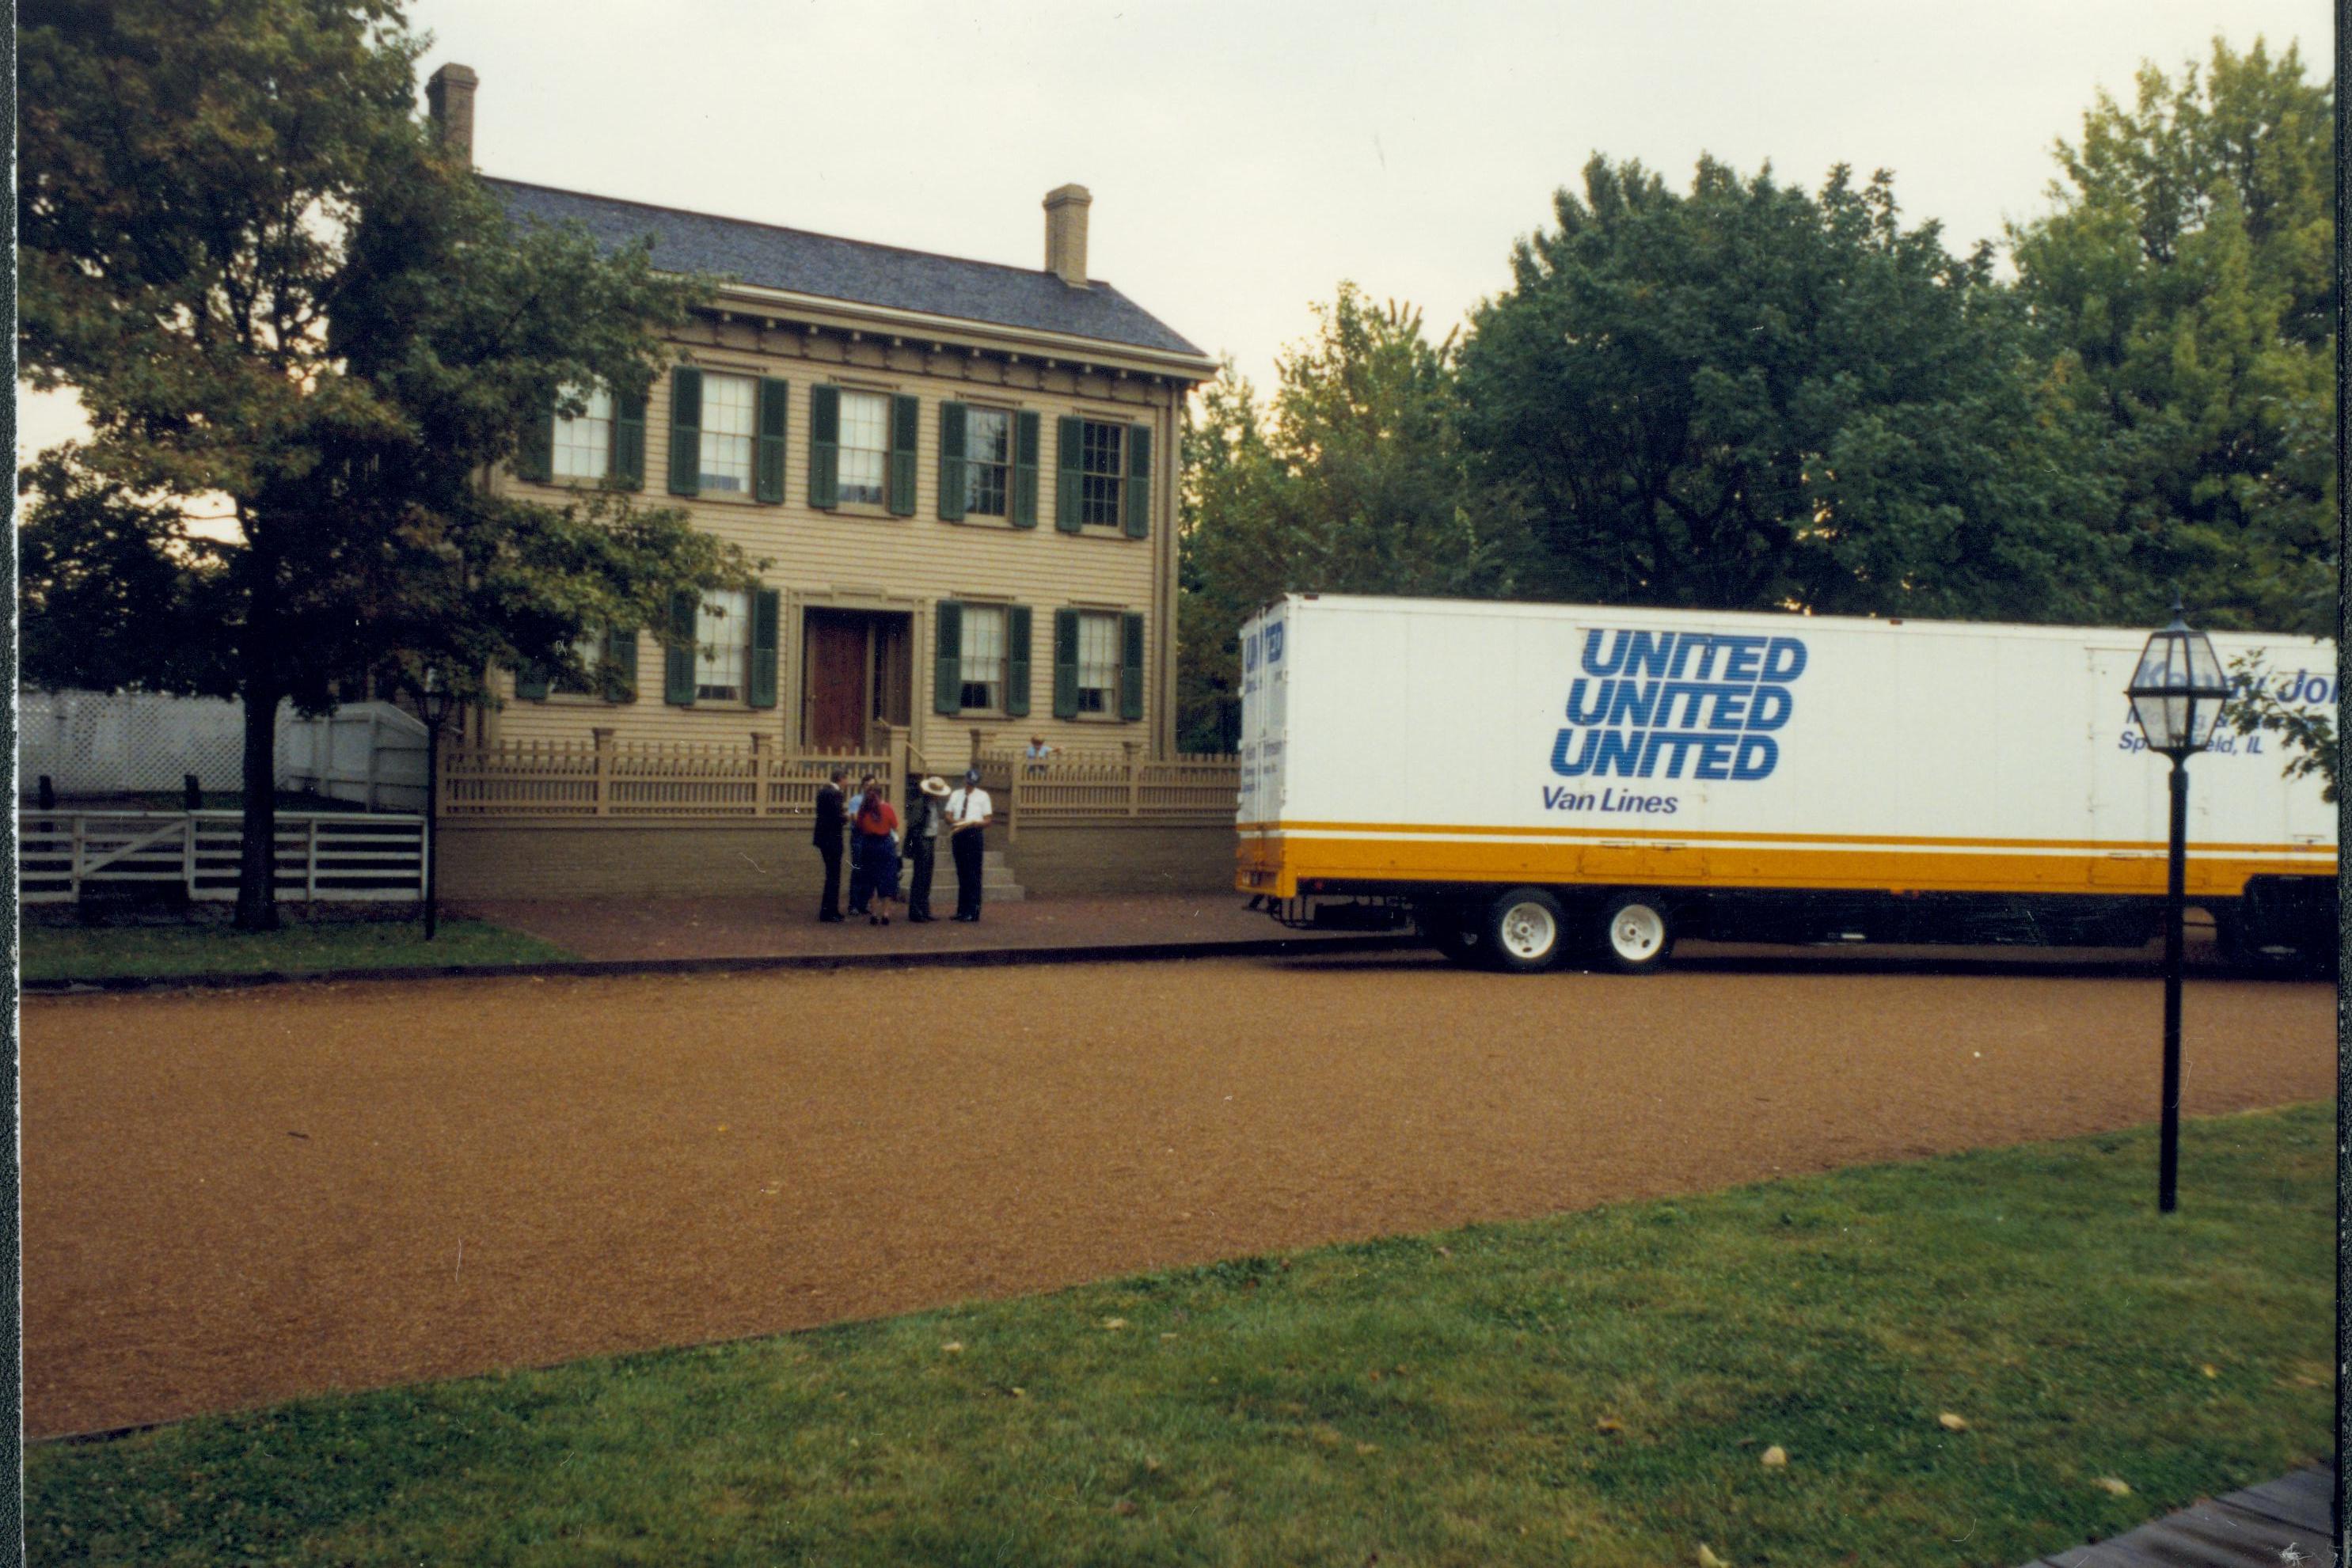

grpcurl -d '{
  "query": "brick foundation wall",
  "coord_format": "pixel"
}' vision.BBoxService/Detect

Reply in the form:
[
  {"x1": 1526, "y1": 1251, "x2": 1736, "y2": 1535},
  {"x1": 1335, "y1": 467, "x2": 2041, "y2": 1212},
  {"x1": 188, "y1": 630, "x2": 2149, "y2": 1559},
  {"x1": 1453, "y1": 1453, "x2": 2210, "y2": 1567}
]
[{"x1": 438, "y1": 820, "x2": 1237, "y2": 900}]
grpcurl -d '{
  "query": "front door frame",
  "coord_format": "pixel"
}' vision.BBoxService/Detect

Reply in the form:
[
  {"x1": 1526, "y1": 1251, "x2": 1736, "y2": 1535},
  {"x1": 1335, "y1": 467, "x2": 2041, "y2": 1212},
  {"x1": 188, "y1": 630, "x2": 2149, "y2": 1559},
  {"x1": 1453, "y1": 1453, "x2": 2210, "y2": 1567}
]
[{"x1": 794, "y1": 590, "x2": 922, "y2": 752}]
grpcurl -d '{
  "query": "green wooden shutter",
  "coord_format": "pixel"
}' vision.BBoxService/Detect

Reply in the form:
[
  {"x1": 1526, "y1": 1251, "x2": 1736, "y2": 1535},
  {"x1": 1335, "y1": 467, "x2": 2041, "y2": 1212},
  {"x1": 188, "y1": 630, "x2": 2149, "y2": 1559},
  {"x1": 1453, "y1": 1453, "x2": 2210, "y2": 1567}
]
[
  {"x1": 1123, "y1": 424, "x2": 1153, "y2": 538},
  {"x1": 1054, "y1": 416, "x2": 1083, "y2": 532},
  {"x1": 755, "y1": 378, "x2": 788, "y2": 503},
  {"x1": 1052, "y1": 608, "x2": 1080, "y2": 719},
  {"x1": 749, "y1": 588, "x2": 780, "y2": 708},
  {"x1": 604, "y1": 625, "x2": 638, "y2": 701},
  {"x1": 514, "y1": 660, "x2": 550, "y2": 701},
  {"x1": 1119, "y1": 611, "x2": 1146, "y2": 721},
  {"x1": 612, "y1": 391, "x2": 647, "y2": 488},
  {"x1": 667, "y1": 367, "x2": 702, "y2": 496},
  {"x1": 1005, "y1": 605, "x2": 1032, "y2": 718},
  {"x1": 665, "y1": 590, "x2": 698, "y2": 705},
  {"x1": 517, "y1": 404, "x2": 554, "y2": 482},
  {"x1": 937, "y1": 401, "x2": 967, "y2": 521},
  {"x1": 933, "y1": 601, "x2": 963, "y2": 715},
  {"x1": 1013, "y1": 410, "x2": 1041, "y2": 528},
  {"x1": 888, "y1": 393, "x2": 919, "y2": 516},
  {"x1": 808, "y1": 385, "x2": 839, "y2": 509}
]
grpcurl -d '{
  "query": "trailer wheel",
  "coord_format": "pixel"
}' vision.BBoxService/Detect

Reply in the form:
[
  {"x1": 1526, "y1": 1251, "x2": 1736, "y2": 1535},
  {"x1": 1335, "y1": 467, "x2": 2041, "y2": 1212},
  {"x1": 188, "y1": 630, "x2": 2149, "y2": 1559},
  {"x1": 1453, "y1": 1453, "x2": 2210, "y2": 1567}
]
[
  {"x1": 1431, "y1": 920, "x2": 1484, "y2": 966},
  {"x1": 1598, "y1": 893, "x2": 1675, "y2": 974},
  {"x1": 1484, "y1": 888, "x2": 1566, "y2": 973}
]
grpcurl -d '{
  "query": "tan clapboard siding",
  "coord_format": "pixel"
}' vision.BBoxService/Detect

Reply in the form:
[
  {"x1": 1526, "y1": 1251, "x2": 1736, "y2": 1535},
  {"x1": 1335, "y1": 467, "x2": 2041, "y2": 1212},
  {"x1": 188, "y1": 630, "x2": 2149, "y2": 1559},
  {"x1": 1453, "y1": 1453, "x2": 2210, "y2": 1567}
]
[{"x1": 492, "y1": 327, "x2": 1183, "y2": 762}]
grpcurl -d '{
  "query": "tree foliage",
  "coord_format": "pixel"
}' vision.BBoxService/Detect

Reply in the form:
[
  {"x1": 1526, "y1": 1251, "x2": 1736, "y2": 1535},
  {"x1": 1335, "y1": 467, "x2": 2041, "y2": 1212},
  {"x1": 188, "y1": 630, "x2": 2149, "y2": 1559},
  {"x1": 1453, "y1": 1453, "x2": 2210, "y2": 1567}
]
[
  {"x1": 1176, "y1": 287, "x2": 1513, "y2": 750},
  {"x1": 2010, "y1": 36, "x2": 2335, "y2": 633},
  {"x1": 20, "y1": 0, "x2": 750, "y2": 924},
  {"x1": 1455, "y1": 155, "x2": 2118, "y2": 623}
]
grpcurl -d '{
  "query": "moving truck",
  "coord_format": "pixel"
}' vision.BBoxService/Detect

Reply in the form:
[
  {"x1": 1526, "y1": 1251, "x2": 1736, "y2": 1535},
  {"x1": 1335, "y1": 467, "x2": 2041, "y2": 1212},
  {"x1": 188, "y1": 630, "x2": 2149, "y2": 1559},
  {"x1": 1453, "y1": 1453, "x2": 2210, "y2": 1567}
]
[{"x1": 1235, "y1": 594, "x2": 2336, "y2": 973}]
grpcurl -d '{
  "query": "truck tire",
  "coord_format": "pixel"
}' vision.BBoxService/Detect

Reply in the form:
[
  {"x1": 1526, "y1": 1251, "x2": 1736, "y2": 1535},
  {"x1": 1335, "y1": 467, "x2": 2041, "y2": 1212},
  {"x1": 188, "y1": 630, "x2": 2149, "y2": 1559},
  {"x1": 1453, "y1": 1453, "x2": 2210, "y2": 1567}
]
[
  {"x1": 1432, "y1": 921, "x2": 1484, "y2": 966},
  {"x1": 1598, "y1": 892, "x2": 1675, "y2": 974},
  {"x1": 1484, "y1": 887, "x2": 1567, "y2": 973},
  {"x1": 2216, "y1": 902, "x2": 2333, "y2": 979}
]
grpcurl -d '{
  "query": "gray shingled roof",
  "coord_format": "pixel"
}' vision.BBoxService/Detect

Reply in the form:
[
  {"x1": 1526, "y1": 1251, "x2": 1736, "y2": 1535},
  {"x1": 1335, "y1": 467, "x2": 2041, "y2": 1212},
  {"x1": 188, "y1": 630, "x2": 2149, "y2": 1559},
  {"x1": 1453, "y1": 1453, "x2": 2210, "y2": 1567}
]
[{"x1": 490, "y1": 179, "x2": 1207, "y2": 361}]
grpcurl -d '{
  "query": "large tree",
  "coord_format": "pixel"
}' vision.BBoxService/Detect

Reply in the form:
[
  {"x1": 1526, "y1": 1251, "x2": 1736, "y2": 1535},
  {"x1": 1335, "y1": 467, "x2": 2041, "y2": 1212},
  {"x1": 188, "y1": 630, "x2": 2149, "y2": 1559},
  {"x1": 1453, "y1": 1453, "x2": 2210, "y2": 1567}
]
[
  {"x1": 1178, "y1": 286, "x2": 1514, "y2": 750},
  {"x1": 20, "y1": 0, "x2": 748, "y2": 927},
  {"x1": 2009, "y1": 36, "x2": 2334, "y2": 633},
  {"x1": 1456, "y1": 155, "x2": 2118, "y2": 623}
]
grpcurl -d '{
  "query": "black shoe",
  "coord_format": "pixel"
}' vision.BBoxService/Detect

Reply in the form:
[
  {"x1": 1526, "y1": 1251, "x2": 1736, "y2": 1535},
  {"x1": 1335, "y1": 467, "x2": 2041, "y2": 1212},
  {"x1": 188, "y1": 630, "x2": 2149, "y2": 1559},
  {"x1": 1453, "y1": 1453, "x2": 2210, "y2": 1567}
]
[
  {"x1": 955, "y1": 913, "x2": 979, "y2": 922},
  {"x1": 818, "y1": 913, "x2": 843, "y2": 923}
]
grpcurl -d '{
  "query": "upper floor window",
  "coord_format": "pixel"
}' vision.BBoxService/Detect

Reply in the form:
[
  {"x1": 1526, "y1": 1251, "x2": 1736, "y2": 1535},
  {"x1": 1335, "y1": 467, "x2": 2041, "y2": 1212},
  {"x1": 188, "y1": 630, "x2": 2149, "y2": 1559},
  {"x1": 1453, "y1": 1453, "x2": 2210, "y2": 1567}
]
[
  {"x1": 964, "y1": 408, "x2": 1011, "y2": 517},
  {"x1": 1078, "y1": 420, "x2": 1126, "y2": 527},
  {"x1": 959, "y1": 605, "x2": 1006, "y2": 711},
  {"x1": 553, "y1": 386, "x2": 613, "y2": 480},
  {"x1": 697, "y1": 590, "x2": 750, "y2": 702},
  {"x1": 698, "y1": 374, "x2": 755, "y2": 494},
  {"x1": 838, "y1": 390, "x2": 890, "y2": 506}
]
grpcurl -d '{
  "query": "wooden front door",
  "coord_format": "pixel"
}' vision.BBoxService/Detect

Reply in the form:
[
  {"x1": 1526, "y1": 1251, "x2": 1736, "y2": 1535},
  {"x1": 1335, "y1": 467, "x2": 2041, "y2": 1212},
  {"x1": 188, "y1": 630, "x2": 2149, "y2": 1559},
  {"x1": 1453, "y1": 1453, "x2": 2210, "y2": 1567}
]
[{"x1": 804, "y1": 612, "x2": 869, "y2": 751}]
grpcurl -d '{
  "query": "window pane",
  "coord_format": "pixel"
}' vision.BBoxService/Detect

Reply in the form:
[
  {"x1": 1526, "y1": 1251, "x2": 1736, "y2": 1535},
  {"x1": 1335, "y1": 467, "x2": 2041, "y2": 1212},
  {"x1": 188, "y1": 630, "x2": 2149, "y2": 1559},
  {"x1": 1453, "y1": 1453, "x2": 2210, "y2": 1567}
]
[
  {"x1": 959, "y1": 606, "x2": 1005, "y2": 711},
  {"x1": 1077, "y1": 612, "x2": 1119, "y2": 714},
  {"x1": 966, "y1": 408, "x2": 1009, "y2": 517},
  {"x1": 555, "y1": 629, "x2": 604, "y2": 695},
  {"x1": 699, "y1": 374, "x2": 755, "y2": 493},
  {"x1": 553, "y1": 385, "x2": 613, "y2": 480},
  {"x1": 1079, "y1": 420, "x2": 1123, "y2": 527},
  {"x1": 839, "y1": 390, "x2": 888, "y2": 505},
  {"x1": 697, "y1": 590, "x2": 749, "y2": 701}
]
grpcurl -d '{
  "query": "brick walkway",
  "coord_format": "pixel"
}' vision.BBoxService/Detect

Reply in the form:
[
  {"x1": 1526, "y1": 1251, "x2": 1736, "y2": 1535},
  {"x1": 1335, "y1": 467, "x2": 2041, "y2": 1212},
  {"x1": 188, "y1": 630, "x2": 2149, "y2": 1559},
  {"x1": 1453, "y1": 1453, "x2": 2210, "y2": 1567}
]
[{"x1": 452, "y1": 890, "x2": 1346, "y2": 963}]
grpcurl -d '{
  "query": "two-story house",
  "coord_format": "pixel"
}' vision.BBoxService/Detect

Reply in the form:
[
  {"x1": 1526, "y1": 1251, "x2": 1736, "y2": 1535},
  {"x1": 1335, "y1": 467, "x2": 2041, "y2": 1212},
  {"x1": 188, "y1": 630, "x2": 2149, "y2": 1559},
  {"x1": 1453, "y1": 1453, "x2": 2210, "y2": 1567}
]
[{"x1": 430, "y1": 64, "x2": 1215, "y2": 774}]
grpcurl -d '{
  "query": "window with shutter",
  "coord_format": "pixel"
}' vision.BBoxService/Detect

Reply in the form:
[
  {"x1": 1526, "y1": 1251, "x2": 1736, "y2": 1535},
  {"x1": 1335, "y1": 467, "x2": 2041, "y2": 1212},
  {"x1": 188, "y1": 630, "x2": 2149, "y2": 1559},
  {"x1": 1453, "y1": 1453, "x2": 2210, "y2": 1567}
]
[
  {"x1": 553, "y1": 386, "x2": 613, "y2": 480},
  {"x1": 664, "y1": 590, "x2": 698, "y2": 705},
  {"x1": 667, "y1": 368, "x2": 702, "y2": 496},
  {"x1": 604, "y1": 625, "x2": 638, "y2": 701},
  {"x1": 748, "y1": 588, "x2": 780, "y2": 708},
  {"x1": 612, "y1": 391, "x2": 647, "y2": 488},
  {"x1": 888, "y1": 393, "x2": 919, "y2": 515},
  {"x1": 809, "y1": 384, "x2": 841, "y2": 509},
  {"x1": 837, "y1": 389, "x2": 887, "y2": 505},
  {"x1": 755, "y1": 380, "x2": 788, "y2": 503}
]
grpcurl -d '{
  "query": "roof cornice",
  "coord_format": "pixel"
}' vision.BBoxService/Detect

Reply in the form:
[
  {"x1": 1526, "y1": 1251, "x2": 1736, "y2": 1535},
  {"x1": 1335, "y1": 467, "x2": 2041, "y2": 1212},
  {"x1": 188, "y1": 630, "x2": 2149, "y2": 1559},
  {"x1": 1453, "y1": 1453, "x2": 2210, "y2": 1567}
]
[{"x1": 703, "y1": 278, "x2": 1221, "y2": 385}]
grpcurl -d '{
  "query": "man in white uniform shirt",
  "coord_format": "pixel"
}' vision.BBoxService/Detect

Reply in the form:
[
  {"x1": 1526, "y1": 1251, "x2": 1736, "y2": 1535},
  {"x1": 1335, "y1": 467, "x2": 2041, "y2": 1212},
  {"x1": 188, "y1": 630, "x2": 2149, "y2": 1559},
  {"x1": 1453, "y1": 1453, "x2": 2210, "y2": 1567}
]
[{"x1": 945, "y1": 767, "x2": 994, "y2": 922}]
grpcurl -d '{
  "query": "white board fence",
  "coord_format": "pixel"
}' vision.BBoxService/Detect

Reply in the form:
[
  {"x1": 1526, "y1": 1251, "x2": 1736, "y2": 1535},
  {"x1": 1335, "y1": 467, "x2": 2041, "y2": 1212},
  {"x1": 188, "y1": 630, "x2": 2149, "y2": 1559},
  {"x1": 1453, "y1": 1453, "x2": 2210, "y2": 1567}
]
[{"x1": 19, "y1": 811, "x2": 427, "y2": 905}]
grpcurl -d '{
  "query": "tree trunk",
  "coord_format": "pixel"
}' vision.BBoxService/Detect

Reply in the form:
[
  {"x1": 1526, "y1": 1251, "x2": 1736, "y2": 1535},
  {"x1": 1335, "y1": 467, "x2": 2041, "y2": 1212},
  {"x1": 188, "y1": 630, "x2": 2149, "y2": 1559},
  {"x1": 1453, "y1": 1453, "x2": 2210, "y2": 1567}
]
[{"x1": 234, "y1": 655, "x2": 281, "y2": 932}]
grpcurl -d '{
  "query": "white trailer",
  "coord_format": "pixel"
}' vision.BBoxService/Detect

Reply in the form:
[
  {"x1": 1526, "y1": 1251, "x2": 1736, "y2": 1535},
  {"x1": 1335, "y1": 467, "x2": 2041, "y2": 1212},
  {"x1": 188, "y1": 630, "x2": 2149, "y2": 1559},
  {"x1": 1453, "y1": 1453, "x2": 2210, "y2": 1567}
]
[{"x1": 1235, "y1": 594, "x2": 2336, "y2": 972}]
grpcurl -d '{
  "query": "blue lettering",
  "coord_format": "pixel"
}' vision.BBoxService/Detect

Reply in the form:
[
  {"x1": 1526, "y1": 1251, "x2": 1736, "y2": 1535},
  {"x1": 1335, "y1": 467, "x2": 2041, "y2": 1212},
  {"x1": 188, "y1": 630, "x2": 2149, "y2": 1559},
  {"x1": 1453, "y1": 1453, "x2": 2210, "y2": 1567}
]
[
  {"x1": 1746, "y1": 686, "x2": 1792, "y2": 731},
  {"x1": 1551, "y1": 728, "x2": 1595, "y2": 777},
  {"x1": 1580, "y1": 628, "x2": 1629, "y2": 677},
  {"x1": 1732, "y1": 735, "x2": 1778, "y2": 780},
  {"x1": 1565, "y1": 678, "x2": 1613, "y2": 725},
  {"x1": 1694, "y1": 738, "x2": 1738, "y2": 780},
  {"x1": 1624, "y1": 630, "x2": 1674, "y2": 679},
  {"x1": 1606, "y1": 679, "x2": 1660, "y2": 727},
  {"x1": 1719, "y1": 636, "x2": 1766, "y2": 682},
  {"x1": 1708, "y1": 688, "x2": 1751, "y2": 729},
  {"x1": 1593, "y1": 729, "x2": 1647, "y2": 776},
  {"x1": 1643, "y1": 731, "x2": 1701, "y2": 778},
  {"x1": 1762, "y1": 637, "x2": 1807, "y2": 682}
]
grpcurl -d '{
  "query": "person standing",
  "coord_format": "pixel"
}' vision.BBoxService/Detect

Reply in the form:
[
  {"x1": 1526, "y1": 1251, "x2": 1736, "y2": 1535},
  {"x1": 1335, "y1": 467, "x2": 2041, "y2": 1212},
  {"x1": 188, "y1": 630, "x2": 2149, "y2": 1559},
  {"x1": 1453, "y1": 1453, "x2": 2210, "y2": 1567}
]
[
  {"x1": 855, "y1": 779, "x2": 902, "y2": 925},
  {"x1": 811, "y1": 768, "x2": 847, "y2": 922},
  {"x1": 905, "y1": 775, "x2": 947, "y2": 921},
  {"x1": 845, "y1": 773, "x2": 875, "y2": 917},
  {"x1": 945, "y1": 766, "x2": 994, "y2": 922}
]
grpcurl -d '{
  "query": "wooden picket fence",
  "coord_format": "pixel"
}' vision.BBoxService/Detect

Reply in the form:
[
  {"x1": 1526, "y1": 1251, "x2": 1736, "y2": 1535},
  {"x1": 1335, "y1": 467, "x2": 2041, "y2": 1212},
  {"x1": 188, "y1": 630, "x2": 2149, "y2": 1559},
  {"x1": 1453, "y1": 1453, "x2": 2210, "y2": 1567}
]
[{"x1": 438, "y1": 735, "x2": 1240, "y2": 833}]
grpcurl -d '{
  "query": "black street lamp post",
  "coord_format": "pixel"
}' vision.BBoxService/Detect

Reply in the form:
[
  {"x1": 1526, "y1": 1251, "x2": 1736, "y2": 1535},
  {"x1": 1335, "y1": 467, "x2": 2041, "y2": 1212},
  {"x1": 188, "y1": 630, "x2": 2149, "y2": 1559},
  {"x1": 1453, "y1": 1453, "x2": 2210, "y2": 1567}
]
[
  {"x1": 414, "y1": 670, "x2": 461, "y2": 941},
  {"x1": 2123, "y1": 598, "x2": 2232, "y2": 1214}
]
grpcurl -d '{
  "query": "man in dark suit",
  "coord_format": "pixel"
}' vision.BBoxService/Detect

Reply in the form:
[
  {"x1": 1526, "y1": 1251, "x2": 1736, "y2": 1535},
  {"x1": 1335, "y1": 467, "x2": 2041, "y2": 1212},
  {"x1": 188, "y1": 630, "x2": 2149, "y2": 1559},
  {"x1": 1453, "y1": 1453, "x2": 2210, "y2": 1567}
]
[{"x1": 812, "y1": 768, "x2": 847, "y2": 921}]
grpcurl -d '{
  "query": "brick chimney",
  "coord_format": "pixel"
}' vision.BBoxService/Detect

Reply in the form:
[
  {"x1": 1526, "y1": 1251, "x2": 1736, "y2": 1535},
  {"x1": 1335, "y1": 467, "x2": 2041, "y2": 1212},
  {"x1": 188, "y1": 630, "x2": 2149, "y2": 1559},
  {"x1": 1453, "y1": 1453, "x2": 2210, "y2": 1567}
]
[
  {"x1": 426, "y1": 63, "x2": 479, "y2": 165},
  {"x1": 1043, "y1": 184, "x2": 1092, "y2": 288}
]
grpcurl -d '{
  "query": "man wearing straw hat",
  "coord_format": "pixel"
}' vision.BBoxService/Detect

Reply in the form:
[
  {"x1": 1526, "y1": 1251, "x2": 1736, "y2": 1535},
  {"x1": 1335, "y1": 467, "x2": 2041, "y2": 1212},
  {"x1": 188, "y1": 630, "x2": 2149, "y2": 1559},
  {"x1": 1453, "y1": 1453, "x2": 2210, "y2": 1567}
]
[
  {"x1": 944, "y1": 766, "x2": 994, "y2": 922},
  {"x1": 904, "y1": 774, "x2": 948, "y2": 922}
]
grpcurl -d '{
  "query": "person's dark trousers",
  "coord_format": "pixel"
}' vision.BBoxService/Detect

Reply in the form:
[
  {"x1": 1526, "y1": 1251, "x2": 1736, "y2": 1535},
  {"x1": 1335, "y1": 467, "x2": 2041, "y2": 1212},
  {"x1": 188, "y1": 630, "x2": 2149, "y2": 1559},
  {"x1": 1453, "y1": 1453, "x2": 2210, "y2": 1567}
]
[
  {"x1": 847, "y1": 846, "x2": 871, "y2": 917},
  {"x1": 952, "y1": 828, "x2": 985, "y2": 921},
  {"x1": 907, "y1": 837, "x2": 937, "y2": 920},
  {"x1": 816, "y1": 838, "x2": 844, "y2": 921}
]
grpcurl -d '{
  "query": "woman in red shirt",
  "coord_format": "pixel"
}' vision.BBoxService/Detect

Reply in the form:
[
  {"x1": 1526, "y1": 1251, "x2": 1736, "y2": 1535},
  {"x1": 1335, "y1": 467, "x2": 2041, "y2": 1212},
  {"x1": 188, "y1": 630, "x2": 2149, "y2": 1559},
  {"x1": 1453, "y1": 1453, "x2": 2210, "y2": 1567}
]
[{"x1": 854, "y1": 780, "x2": 903, "y2": 925}]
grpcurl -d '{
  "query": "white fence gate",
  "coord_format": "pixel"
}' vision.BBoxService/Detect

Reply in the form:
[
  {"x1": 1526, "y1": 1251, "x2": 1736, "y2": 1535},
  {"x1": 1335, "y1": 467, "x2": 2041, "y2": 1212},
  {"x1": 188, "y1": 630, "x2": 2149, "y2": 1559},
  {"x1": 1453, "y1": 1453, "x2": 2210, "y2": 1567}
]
[
  {"x1": 19, "y1": 811, "x2": 427, "y2": 905},
  {"x1": 280, "y1": 703, "x2": 430, "y2": 812}
]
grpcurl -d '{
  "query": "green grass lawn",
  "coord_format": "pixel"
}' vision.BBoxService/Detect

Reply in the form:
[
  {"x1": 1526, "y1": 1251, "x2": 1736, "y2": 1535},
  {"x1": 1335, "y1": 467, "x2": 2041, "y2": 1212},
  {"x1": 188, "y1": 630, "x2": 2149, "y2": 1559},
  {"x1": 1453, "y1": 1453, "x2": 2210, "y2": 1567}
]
[
  {"x1": 28, "y1": 1104, "x2": 2332, "y2": 1567},
  {"x1": 20, "y1": 917, "x2": 574, "y2": 982}
]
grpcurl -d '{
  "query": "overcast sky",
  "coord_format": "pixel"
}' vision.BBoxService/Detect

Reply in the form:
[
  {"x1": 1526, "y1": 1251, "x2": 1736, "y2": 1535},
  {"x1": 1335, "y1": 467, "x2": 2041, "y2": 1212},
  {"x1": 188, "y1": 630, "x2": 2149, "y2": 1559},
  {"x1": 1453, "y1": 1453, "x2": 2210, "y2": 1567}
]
[{"x1": 19, "y1": 0, "x2": 2332, "y2": 459}]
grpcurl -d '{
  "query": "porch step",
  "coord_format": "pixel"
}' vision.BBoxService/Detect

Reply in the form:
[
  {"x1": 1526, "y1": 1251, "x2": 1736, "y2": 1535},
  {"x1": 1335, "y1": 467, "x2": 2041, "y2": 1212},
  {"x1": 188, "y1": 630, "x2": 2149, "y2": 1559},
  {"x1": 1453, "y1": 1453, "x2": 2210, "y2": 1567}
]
[{"x1": 979, "y1": 848, "x2": 1025, "y2": 904}]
